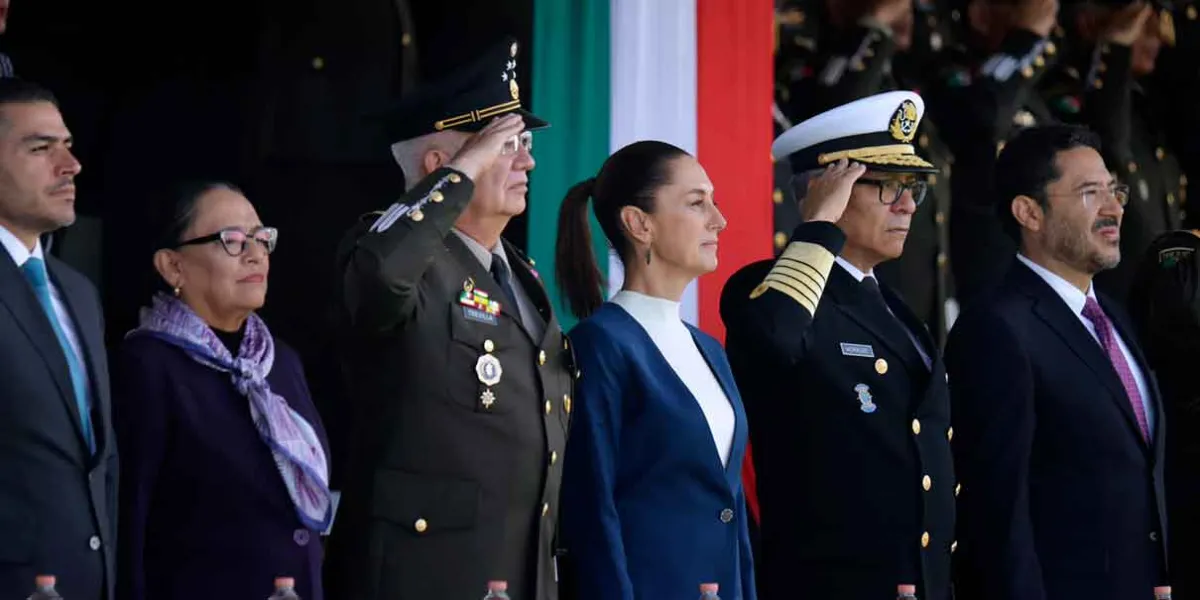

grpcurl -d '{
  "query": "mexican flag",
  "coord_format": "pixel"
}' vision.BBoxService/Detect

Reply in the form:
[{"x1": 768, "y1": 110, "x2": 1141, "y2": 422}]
[{"x1": 527, "y1": 0, "x2": 775, "y2": 340}]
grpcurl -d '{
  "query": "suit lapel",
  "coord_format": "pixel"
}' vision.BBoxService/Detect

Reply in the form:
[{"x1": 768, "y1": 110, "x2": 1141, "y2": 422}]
[
  {"x1": 47, "y1": 258, "x2": 107, "y2": 456},
  {"x1": 1013, "y1": 264, "x2": 1147, "y2": 445},
  {"x1": 0, "y1": 254, "x2": 89, "y2": 456},
  {"x1": 1102, "y1": 294, "x2": 1165, "y2": 451},
  {"x1": 503, "y1": 239, "x2": 553, "y2": 344},
  {"x1": 828, "y1": 267, "x2": 927, "y2": 375},
  {"x1": 689, "y1": 327, "x2": 748, "y2": 495}
]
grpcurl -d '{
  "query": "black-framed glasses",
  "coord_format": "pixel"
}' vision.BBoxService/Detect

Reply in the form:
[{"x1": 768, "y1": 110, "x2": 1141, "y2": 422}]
[
  {"x1": 855, "y1": 177, "x2": 929, "y2": 207},
  {"x1": 1046, "y1": 183, "x2": 1130, "y2": 209},
  {"x1": 502, "y1": 131, "x2": 533, "y2": 155},
  {"x1": 175, "y1": 227, "x2": 278, "y2": 257}
]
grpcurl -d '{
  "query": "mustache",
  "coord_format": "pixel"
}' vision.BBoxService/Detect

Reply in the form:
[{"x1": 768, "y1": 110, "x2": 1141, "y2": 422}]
[
  {"x1": 48, "y1": 178, "x2": 74, "y2": 193},
  {"x1": 1093, "y1": 217, "x2": 1119, "y2": 231}
]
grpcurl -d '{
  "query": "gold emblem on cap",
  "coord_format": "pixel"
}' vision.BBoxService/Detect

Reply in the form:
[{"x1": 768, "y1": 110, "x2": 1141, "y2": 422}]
[
  {"x1": 875, "y1": 358, "x2": 888, "y2": 375},
  {"x1": 888, "y1": 99, "x2": 919, "y2": 144}
]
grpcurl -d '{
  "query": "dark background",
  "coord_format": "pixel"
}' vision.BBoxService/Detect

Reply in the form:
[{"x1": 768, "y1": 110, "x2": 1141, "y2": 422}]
[{"x1": 2, "y1": 0, "x2": 533, "y2": 483}]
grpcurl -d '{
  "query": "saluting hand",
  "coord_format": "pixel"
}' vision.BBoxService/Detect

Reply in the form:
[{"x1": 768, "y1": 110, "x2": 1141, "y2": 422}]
[
  {"x1": 800, "y1": 158, "x2": 867, "y2": 224},
  {"x1": 1015, "y1": 0, "x2": 1059, "y2": 38},
  {"x1": 1105, "y1": 2, "x2": 1154, "y2": 46},
  {"x1": 447, "y1": 114, "x2": 526, "y2": 182}
]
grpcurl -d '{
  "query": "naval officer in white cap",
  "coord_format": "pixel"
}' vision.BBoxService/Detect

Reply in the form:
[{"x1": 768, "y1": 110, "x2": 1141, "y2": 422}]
[{"x1": 720, "y1": 90, "x2": 956, "y2": 600}]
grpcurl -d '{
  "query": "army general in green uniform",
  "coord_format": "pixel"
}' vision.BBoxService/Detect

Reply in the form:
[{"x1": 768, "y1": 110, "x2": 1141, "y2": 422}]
[{"x1": 324, "y1": 39, "x2": 574, "y2": 600}]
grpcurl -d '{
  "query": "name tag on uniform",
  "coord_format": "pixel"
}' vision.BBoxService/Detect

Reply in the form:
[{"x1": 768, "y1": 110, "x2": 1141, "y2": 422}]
[
  {"x1": 839, "y1": 342, "x2": 876, "y2": 358},
  {"x1": 462, "y1": 306, "x2": 499, "y2": 326}
]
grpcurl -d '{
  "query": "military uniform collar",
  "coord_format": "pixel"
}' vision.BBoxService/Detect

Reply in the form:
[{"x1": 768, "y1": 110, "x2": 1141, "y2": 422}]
[{"x1": 451, "y1": 228, "x2": 511, "y2": 272}]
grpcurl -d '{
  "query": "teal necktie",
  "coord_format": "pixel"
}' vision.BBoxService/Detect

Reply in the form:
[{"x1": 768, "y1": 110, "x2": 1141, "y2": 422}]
[{"x1": 21, "y1": 257, "x2": 95, "y2": 453}]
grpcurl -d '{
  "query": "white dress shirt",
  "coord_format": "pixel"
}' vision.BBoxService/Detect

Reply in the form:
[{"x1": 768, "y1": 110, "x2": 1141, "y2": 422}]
[
  {"x1": 451, "y1": 229, "x2": 545, "y2": 342},
  {"x1": 612, "y1": 290, "x2": 736, "y2": 467},
  {"x1": 1016, "y1": 254, "x2": 1154, "y2": 432},
  {"x1": 835, "y1": 257, "x2": 933, "y2": 369},
  {"x1": 0, "y1": 224, "x2": 90, "y2": 389}
]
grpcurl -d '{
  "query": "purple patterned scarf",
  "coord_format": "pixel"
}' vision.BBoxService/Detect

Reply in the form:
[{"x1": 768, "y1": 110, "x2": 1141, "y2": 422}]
[{"x1": 130, "y1": 293, "x2": 333, "y2": 531}]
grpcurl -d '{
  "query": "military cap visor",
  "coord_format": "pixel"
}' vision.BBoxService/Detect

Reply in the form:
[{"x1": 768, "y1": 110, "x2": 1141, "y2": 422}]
[
  {"x1": 378, "y1": 37, "x2": 550, "y2": 142},
  {"x1": 772, "y1": 90, "x2": 938, "y2": 175}
]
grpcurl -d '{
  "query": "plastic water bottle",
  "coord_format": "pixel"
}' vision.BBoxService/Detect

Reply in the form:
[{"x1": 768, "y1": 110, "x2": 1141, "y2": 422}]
[
  {"x1": 268, "y1": 577, "x2": 301, "y2": 600},
  {"x1": 27, "y1": 575, "x2": 62, "y2": 600},
  {"x1": 897, "y1": 584, "x2": 918, "y2": 599},
  {"x1": 699, "y1": 582, "x2": 720, "y2": 599},
  {"x1": 483, "y1": 580, "x2": 511, "y2": 599},
  {"x1": 1155, "y1": 586, "x2": 1173, "y2": 600}
]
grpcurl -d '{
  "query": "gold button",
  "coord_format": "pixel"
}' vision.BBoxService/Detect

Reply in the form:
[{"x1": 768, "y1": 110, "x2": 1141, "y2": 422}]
[
  {"x1": 1168, "y1": 193, "x2": 1176, "y2": 206},
  {"x1": 947, "y1": 427, "x2": 954, "y2": 441},
  {"x1": 935, "y1": 211, "x2": 945, "y2": 225},
  {"x1": 1020, "y1": 65, "x2": 1034, "y2": 78},
  {"x1": 921, "y1": 532, "x2": 931, "y2": 548},
  {"x1": 564, "y1": 394, "x2": 572, "y2": 414},
  {"x1": 551, "y1": 451, "x2": 558, "y2": 465},
  {"x1": 539, "y1": 350, "x2": 547, "y2": 365},
  {"x1": 772, "y1": 189, "x2": 783, "y2": 204},
  {"x1": 1033, "y1": 55, "x2": 1045, "y2": 67},
  {"x1": 922, "y1": 475, "x2": 932, "y2": 491},
  {"x1": 1189, "y1": 5, "x2": 1198, "y2": 19},
  {"x1": 401, "y1": 32, "x2": 412, "y2": 47},
  {"x1": 448, "y1": 173, "x2": 462, "y2": 184},
  {"x1": 542, "y1": 502, "x2": 550, "y2": 517},
  {"x1": 912, "y1": 419, "x2": 922, "y2": 435},
  {"x1": 311, "y1": 56, "x2": 325, "y2": 70},
  {"x1": 951, "y1": 540, "x2": 958, "y2": 553},
  {"x1": 410, "y1": 209, "x2": 424, "y2": 222},
  {"x1": 484, "y1": 339, "x2": 495, "y2": 353},
  {"x1": 414, "y1": 518, "x2": 428, "y2": 533},
  {"x1": 875, "y1": 358, "x2": 888, "y2": 375},
  {"x1": 1128, "y1": 161, "x2": 1138, "y2": 173},
  {"x1": 774, "y1": 232, "x2": 788, "y2": 249},
  {"x1": 1046, "y1": 41, "x2": 1057, "y2": 55},
  {"x1": 955, "y1": 483, "x2": 962, "y2": 497},
  {"x1": 431, "y1": 191, "x2": 444, "y2": 203},
  {"x1": 1094, "y1": 78, "x2": 1104, "y2": 90},
  {"x1": 545, "y1": 400, "x2": 552, "y2": 415},
  {"x1": 1156, "y1": 147, "x2": 1166, "y2": 161}
]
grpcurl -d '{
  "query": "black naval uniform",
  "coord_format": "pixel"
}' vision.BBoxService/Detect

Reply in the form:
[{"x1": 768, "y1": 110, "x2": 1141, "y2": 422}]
[
  {"x1": 926, "y1": 26, "x2": 1062, "y2": 306},
  {"x1": 721, "y1": 221, "x2": 956, "y2": 600},
  {"x1": 324, "y1": 168, "x2": 573, "y2": 600},
  {"x1": 794, "y1": 7, "x2": 958, "y2": 345}
]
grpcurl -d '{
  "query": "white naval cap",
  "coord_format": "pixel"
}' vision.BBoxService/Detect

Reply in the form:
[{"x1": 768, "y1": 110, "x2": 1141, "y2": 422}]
[{"x1": 772, "y1": 90, "x2": 937, "y2": 174}]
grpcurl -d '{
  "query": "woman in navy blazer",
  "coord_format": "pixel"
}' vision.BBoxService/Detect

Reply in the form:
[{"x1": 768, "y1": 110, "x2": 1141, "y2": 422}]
[
  {"x1": 113, "y1": 182, "x2": 333, "y2": 600},
  {"x1": 555, "y1": 141, "x2": 756, "y2": 600}
]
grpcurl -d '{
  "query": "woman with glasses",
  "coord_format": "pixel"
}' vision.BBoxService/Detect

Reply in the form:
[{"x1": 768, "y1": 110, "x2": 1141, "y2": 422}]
[{"x1": 112, "y1": 181, "x2": 332, "y2": 600}]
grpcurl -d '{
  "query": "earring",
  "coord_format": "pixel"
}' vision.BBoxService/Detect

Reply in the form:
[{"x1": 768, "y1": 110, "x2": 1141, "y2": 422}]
[
  {"x1": 173, "y1": 284, "x2": 181, "y2": 297},
  {"x1": 645, "y1": 247, "x2": 652, "y2": 265}
]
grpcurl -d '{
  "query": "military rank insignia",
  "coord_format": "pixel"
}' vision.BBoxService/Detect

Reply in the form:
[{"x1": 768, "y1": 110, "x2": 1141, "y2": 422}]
[{"x1": 459, "y1": 278, "x2": 502, "y2": 325}]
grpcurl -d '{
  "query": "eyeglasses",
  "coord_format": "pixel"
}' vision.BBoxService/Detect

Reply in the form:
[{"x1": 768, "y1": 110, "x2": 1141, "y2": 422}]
[
  {"x1": 1046, "y1": 184, "x2": 1130, "y2": 208},
  {"x1": 502, "y1": 131, "x2": 533, "y2": 155},
  {"x1": 855, "y1": 177, "x2": 929, "y2": 207},
  {"x1": 175, "y1": 227, "x2": 278, "y2": 257}
]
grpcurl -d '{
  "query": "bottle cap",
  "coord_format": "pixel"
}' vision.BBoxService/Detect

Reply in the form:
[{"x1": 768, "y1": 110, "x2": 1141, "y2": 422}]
[
  {"x1": 275, "y1": 577, "x2": 295, "y2": 589},
  {"x1": 487, "y1": 580, "x2": 508, "y2": 591},
  {"x1": 700, "y1": 583, "x2": 719, "y2": 593},
  {"x1": 898, "y1": 584, "x2": 917, "y2": 594},
  {"x1": 34, "y1": 575, "x2": 56, "y2": 588}
]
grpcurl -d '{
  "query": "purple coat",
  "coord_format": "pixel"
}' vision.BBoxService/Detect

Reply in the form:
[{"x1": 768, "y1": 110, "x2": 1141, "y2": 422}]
[{"x1": 113, "y1": 332, "x2": 328, "y2": 600}]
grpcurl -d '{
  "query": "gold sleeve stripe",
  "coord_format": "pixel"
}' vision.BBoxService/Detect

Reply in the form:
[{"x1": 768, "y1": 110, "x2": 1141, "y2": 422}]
[
  {"x1": 750, "y1": 240, "x2": 836, "y2": 314},
  {"x1": 764, "y1": 269, "x2": 822, "y2": 303},
  {"x1": 771, "y1": 261, "x2": 825, "y2": 291}
]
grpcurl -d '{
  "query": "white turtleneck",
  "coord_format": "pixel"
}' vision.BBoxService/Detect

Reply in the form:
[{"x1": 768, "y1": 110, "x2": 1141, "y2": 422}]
[{"x1": 611, "y1": 290, "x2": 736, "y2": 468}]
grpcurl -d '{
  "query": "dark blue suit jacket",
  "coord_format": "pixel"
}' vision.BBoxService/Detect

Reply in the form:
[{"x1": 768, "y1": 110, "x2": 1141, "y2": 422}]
[
  {"x1": 946, "y1": 259, "x2": 1168, "y2": 599},
  {"x1": 561, "y1": 303, "x2": 756, "y2": 600},
  {"x1": 113, "y1": 331, "x2": 328, "y2": 600},
  {"x1": 0, "y1": 251, "x2": 117, "y2": 600}
]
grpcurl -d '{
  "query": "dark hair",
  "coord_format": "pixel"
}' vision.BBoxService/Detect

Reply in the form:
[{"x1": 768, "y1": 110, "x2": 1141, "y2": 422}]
[
  {"x1": 0, "y1": 79, "x2": 59, "y2": 124},
  {"x1": 994, "y1": 124, "x2": 1102, "y2": 242},
  {"x1": 155, "y1": 180, "x2": 244, "y2": 250},
  {"x1": 554, "y1": 141, "x2": 690, "y2": 319}
]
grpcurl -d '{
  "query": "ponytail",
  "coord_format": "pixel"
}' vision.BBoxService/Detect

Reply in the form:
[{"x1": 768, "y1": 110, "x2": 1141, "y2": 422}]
[{"x1": 555, "y1": 178, "x2": 604, "y2": 320}]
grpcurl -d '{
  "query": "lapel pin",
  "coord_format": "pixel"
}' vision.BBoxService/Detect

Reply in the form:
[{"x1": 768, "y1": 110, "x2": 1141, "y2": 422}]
[{"x1": 855, "y1": 383, "x2": 877, "y2": 414}]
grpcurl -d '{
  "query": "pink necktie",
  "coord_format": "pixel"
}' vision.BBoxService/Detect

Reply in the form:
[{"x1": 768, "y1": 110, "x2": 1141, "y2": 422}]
[{"x1": 1082, "y1": 297, "x2": 1149, "y2": 441}]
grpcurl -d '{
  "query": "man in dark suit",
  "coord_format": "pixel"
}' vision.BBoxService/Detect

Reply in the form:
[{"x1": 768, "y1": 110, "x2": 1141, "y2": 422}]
[
  {"x1": 945, "y1": 124, "x2": 1168, "y2": 599},
  {"x1": 324, "y1": 38, "x2": 574, "y2": 600},
  {"x1": 722, "y1": 90, "x2": 955, "y2": 600},
  {"x1": 0, "y1": 79, "x2": 117, "y2": 600}
]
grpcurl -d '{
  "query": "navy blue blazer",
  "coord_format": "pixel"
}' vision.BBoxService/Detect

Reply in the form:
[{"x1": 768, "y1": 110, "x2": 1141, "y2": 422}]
[
  {"x1": 561, "y1": 303, "x2": 756, "y2": 600},
  {"x1": 113, "y1": 331, "x2": 328, "y2": 600},
  {"x1": 945, "y1": 260, "x2": 1168, "y2": 599}
]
